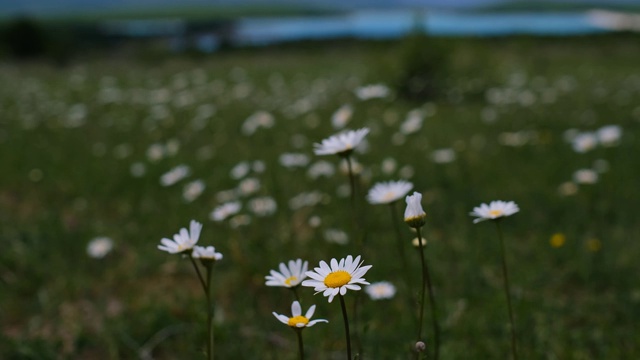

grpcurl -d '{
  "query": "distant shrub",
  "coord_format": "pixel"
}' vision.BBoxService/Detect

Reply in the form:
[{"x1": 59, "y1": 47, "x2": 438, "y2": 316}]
[
  {"x1": 393, "y1": 31, "x2": 452, "y2": 102},
  {"x1": 2, "y1": 17, "x2": 47, "y2": 59}
]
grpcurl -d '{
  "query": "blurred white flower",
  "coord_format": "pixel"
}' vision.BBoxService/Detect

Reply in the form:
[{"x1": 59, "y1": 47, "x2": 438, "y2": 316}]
[
  {"x1": 307, "y1": 161, "x2": 335, "y2": 179},
  {"x1": 165, "y1": 139, "x2": 180, "y2": 156},
  {"x1": 339, "y1": 157, "x2": 363, "y2": 175},
  {"x1": 399, "y1": 165, "x2": 414, "y2": 179},
  {"x1": 470, "y1": 201, "x2": 519, "y2": 223},
  {"x1": 431, "y1": 148, "x2": 456, "y2": 164},
  {"x1": 238, "y1": 177, "x2": 261, "y2": 196},
  {"x1": 572, "y1": 132, "x2": 597, "y2": 153},
  {"x1": 242, "y1": 111, "x2": 275, "y2": 135},
  {"x1": 279, "y1": 153, "x2": 310, "y2": 168},
  {"x1": 558, "y1": 181, "x2": 579, "y2": 196},
  {"x1": 229, "y1": 214, "x2": 251, "y2": 228},
  {"x1": 231, "y1": 161, "x2": 251, "y2": 179},
  {"x1": 160, "y1": 165, "x2": 190, "y2": 186},
  {"x1": 130, "y1": 162, "x2": 146, "y2": 177},
  {"x1": 593, "y1": 159, "x2": 609, "y2": 173},
  {"x1": 183, "y1": 180, "x2": 206, "y2": 202},
  {"x1": 331, "y1": 104, "x2": 353, "y2": 129},
  {"x1": 210, "y1": 201, "x2": 242, "y2": 221},
  {"x1": 573, "y1": 169, "x2": 598, "y2": 184},
  {"x1": 87, "y1": 237, "x2": 113, "y2": 259},
  {"x1": 355, "y1": 84, "x2": 390, "y2": 100},
  {"x1": 248, "y1": 196, "x2": 277, "y2": 217},
  {"x1": 146, "y1": 143, "x2": 165, "y2": 162},
  {"x1": 289, "y1": 191, "x2": 325, "y2": 210},
  {"x1": 313, "y1": 128, "x2": 370, "y2": 156},
  {"x1": 381, "y1": 157, "x2": 397, "y2": 175},
  {"x1": 399, "y1": 109, "x2": 424, "y2": 135},
  {"x1": 597, "y1": 125, "x2": 622, "y2": 146},
  {"x1": 367, "y1": 180, "x2": 413, "y2": 205},
  {"x1": 252, "y1": 160, "x2": 266, "y2": 173},
  {"x1": 365, "y1": 281, "x2": 396, "y2": 300},
  {"x1": 324, "y1": 228, "x2": 349, "y2": 245}
]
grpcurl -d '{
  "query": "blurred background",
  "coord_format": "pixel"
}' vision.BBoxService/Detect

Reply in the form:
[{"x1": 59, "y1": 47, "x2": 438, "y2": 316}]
[
  {"x1": 2, "y1": 1, "x2": 640, "y2": 359},
  {"x1": 1, "y1": 0, "x2": 640, "y2": 61}
]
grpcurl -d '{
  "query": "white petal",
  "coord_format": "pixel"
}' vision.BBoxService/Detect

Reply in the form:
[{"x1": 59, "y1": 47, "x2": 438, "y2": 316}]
[
  {"x1": 291, "y1": 301, "x2": 301, "y2": 316},
  {"x1": 305, "y1": 305, "x2": 316, "y2": 319}
]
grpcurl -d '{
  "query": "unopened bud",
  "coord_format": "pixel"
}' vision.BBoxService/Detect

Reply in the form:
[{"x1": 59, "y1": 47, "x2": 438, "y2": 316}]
[{"x1": 415, "y1": 341, "x2": 426, "y2": 352}]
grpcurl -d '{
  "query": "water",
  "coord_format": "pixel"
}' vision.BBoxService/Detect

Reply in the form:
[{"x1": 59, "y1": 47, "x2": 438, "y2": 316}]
[{"x1": 233, "y1": 10, "x2": 608, "y2": 46}]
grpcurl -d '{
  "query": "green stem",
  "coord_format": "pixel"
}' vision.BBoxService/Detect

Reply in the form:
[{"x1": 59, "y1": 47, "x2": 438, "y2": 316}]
[
  {"x1": 296, "y1": 329, "x2": 305, "y2": 360},
  {"x1": 416, "y1": 227, "x2": 440, "y2": 360},
  {"x1": 189, "y1": 255, "x2": 208, "y2": 294},
  {"x1": 339, "y1": 295, "x2": 352, "y2": 360},
  {"x1": 389, "y1": 202, "x2": 413, "y2": 300},
  {"x1": 206, "y1": 264, "x2": 215, "y2": 360},
  {"x1": 292, "y1": 287, "x2": 301, "y2": 302},
  {"x1": 495, "y1": 220, "x2": 518, "y2": 360},
  {"x1": 345, "y1": 154, "x2": 356, "y2": 207}
]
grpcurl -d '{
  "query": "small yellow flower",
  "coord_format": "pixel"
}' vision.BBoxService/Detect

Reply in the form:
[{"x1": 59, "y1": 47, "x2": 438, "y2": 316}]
[
  {"x1": 586, "y1": 238, "x2": 601, "y2": 252},
  {"x1": 550, "y1": 233, "x2": 566, "y2": 248}
]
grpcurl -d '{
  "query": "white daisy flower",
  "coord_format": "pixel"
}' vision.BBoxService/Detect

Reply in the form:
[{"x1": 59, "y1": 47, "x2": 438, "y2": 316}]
[
  {"x1": 404, "y1": 192, "x2": 426, "y2": 228},
  {"x1": 192, "y1": 245, "x2": 223, "y2": 261},
  {"x1": 573, "y1": 169, "x2": 598, "y2": 184},
  {"x1": 354, "y1": 84, "x2": 390, "y2": 100},
  {"x1": 365, "y1": 281, "x2": 397, "y2": 300},
  {"x1": 331, "y1": 104, "x2": 353, "y2": 129},
  {"x1": 470, "y1": 201, "x2": 519, "y2": 224},
  {"x1": 367, "y1": 180, "x2": 413, "y2": 205},
  {"x1": 302, "y1": 255, "x2": 372, "y2": 303},
  {"x1": 272, "y1": 301, "x2": 328, "y2": 328},
  {"x1": 158, "y1": 220, "x2": 202, "y2": 254},
  {"x1": 265, "y1": 259, "x2": 309, "y2": 288},
  {"x1": 210, "y1": 201, "x2": 242, "y2": 222},
  {"x1": 571, "y1": 132, "x2": 597, "y2": 153},
  {"x1": 183, "y1": 179, "x2": 205, "y2": 202},
  {"x1": 160, "y1": 165, "x2": 190, "y2": 187},
  {"x1": 596, "y1": 125, "x2": 622, "y2": 146},
  {"x1": 313, "y1": 128, "x2": 370, "y2": 156},
  {"x1": 87, "y1": 236, "x2": 114, "y2": 259}
]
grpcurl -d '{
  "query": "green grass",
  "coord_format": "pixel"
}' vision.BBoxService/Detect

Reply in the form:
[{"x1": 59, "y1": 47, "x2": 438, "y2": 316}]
[{"x1": 1, "y1": 35, "x2": 640, "y2": 359}]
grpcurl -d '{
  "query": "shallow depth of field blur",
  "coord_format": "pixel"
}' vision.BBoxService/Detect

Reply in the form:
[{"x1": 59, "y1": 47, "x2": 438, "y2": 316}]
[{"x1": 2, "y1": 3, "x2": 640, "y2": 359}]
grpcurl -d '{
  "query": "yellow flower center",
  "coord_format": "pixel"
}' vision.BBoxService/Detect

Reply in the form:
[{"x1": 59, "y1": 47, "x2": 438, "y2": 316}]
[
  {"x1": 284, "y1": 276, "x2": 297, "y2": 286},
  {"x1": 489, "y1": 210, "x2": 503, "y2": 217},
  {"x1": 288, "y1": 316, "x2": 309, "y2": 327},
  {"x1": 324, "y1": 270, "x2": 352, "y2": 288},
  {"x1": 382, "y1": 191, "x2": 396, "y2": 202}
]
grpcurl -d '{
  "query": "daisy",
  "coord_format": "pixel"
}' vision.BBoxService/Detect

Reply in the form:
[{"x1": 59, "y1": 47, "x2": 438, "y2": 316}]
[
  {"x1": 272, "y1": 301, "x2": 328, "y2": 328},
  {"x1": 159, "y1": 165, "x2": 190, "y2": 186},
  {"x1": 302, "y1": 255, "x2": 372, "y2": 303},
  {"x1": 192, "y1": 245, "x2": 223, "y2": 261},
  {"x1": 404, "y1": 192, "x2": 426, "y2": 228},
  {"x1": 266, "y1": 259, "x2": 308, "y2": 288},
  {"x1": 367, "y1": 180, "x2": 413, "y2": 205},
  {"x1": 365, "y1": 281, "x2": 397, "y2": 300},
  {"x1": 470, "y1": 200, "x2": 519, "y2": 224},
  {"x1": 210, "y1": 201, "x2": 241, "y2": 222},
  {"x1": 313, "y1": 128, "x2": 370, "y2": 156},
  {"x1": 158, "y1": 220, "x2": 202, "y2": 254},
  {"x1": 86, "y1": 236, "x2": 114, "y2": 259}
]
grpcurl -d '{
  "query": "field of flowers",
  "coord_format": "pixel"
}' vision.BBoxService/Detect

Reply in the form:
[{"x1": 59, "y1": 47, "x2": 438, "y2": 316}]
[{"x1": 1, "y1": 35, "x2": 639, "y2": 359}]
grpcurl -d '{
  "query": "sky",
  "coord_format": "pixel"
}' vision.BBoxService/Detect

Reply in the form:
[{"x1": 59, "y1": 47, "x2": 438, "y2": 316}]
[{"x1": 1, "y1": 0, "x2": 638, "y2": 18}]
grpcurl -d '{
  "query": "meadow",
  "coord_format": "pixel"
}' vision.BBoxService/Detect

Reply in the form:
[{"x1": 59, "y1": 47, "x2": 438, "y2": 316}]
[{"x1": 1, "y1": 34, "x2": 639, "y2": 359}]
